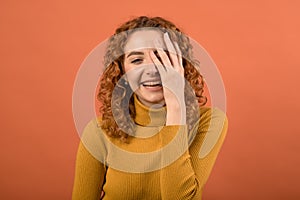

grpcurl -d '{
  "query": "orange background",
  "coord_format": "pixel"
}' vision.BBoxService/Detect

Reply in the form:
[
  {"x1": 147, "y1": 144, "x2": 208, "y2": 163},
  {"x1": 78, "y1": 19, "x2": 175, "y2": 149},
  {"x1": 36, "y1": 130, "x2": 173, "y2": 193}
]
[{"x1": 1, "y1": 0, "x2": 300, "y2": 199}]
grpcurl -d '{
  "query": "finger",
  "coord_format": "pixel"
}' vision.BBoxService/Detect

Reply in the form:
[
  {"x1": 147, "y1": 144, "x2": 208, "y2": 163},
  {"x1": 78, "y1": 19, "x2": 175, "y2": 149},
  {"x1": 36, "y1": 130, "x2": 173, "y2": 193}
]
[
  {"x1": 154, "y1": 39, "x2": 172, "y2": 69},
  {"x1": 174, "y1": 42, "x2": 183, "y2": 67},
  {"x1": 150, "y1": 50, "x2": 167, "y2": 75},
  {"x1": 164, "y1": 32, "x2": 181, "y2": 71}
]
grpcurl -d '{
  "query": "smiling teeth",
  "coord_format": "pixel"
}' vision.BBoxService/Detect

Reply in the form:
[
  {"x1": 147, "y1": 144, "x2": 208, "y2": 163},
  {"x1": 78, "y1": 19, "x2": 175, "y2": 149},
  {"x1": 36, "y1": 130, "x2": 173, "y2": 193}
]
[{"x1": 142, "y1": 81, "x2": 162, "y2": 86}]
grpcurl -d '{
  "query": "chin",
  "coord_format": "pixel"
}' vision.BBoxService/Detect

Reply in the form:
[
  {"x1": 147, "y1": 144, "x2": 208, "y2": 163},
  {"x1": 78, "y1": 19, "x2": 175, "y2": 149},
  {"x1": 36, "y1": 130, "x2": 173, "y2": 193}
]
[
  {"x1": 136, "y1": 91, "x2": 165, "y2": 107},
  {"x1": 145, "y1": 98, "x2": 165, "y2": 105}
]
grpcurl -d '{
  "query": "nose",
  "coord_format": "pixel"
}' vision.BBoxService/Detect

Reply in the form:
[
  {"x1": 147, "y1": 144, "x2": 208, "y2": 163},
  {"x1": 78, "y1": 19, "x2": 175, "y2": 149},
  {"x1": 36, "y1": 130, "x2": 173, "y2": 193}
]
[{"x1": 144, "y1": 64, "x2": 159, "y2": 76}]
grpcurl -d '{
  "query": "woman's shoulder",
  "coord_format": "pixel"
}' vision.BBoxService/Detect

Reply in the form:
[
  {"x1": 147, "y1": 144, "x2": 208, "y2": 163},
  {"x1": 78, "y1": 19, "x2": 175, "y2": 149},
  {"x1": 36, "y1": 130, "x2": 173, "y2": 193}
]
[
  {"x1": 81, "y1": 116, "x2": 106, "y2": 136},
  {"x1": 198, "y1": 106, "x2": 228, "y2": 127},
  {"x1": 79, "y1": 118, "x2": 98, "y2": 141},
  {"x1": 199, "y1": 106, "x2": 227, "y2": 118},
  {"x1": 82, "y1": 117, "x2": 98, "y2": 130},
  {"x1": 80, "y1": 117, "x2": 108, "y2": 162}
]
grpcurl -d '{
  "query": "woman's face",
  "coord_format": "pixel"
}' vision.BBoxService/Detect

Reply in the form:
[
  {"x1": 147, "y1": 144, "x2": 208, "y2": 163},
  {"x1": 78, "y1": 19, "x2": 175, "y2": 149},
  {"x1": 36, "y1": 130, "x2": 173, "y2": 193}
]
[{"x1": 123, "y1": 29, "x2": 166, "y2": 108}]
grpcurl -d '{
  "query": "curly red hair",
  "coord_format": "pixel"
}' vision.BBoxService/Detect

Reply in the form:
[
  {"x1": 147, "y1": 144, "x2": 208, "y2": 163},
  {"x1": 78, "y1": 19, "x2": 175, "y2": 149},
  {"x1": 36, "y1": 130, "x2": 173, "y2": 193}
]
[{"x1": 97, "y1": 16, "x2": 207, "y2": 142}]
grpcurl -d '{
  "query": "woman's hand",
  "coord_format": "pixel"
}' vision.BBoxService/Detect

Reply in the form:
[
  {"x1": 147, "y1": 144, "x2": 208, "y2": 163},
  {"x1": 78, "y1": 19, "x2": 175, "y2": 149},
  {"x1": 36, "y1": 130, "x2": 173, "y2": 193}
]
[{"x1": 150, "y1": 32, "x2": 186, "y2": 125}]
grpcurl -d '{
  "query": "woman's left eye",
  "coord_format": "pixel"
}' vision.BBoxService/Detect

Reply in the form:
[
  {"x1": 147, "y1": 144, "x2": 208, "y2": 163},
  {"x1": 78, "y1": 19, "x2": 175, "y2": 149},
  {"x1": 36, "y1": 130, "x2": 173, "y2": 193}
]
[{"x1": 131, "y1": 58, "x2": 143, "y2": 64}]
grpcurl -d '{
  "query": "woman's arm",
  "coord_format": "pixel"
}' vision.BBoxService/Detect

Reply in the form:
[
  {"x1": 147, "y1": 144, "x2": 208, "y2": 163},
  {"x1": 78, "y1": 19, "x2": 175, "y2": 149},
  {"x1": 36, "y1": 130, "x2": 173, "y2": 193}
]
[
  {"x1": 72, "y1": 141, "x2": 106, "y2": 200},
  {"x1": 72, "y1": 119, "x2": 107, "y2": 200},
  {"x1": 159, "y1": 107, "x2": 228, "y2": 200}
]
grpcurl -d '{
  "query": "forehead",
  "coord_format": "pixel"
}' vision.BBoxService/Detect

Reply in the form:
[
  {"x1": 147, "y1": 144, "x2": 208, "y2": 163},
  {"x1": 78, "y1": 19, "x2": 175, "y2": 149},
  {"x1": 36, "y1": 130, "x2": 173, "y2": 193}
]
[{"x1": 124, "y1": 29, "x2": 165, "y2": 53}]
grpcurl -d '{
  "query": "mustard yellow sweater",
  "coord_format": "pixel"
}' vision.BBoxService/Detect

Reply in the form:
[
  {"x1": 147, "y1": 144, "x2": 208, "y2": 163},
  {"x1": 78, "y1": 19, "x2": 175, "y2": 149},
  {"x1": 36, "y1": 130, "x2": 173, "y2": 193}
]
[{"x1": 72, "y1": 97, "x2": 228, "y2": 200}]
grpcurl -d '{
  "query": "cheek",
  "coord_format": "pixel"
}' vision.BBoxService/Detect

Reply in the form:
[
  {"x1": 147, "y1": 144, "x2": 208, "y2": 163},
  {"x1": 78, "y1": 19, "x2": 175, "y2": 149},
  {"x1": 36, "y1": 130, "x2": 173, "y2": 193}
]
[
  {"x1": 125, "y1": 66, "x2": 144, "y2": 91},
  {"x1": 124, "y1": 62, "x2": 133, "y2": 72}
]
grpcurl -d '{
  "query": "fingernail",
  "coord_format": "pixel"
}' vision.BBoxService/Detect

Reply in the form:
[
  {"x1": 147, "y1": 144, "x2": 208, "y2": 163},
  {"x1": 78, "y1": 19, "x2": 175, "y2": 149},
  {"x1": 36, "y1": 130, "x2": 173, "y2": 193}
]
[
  {"x1": 164, "y1": 32, "x2": 169, "y2": 39},
  {"x1": 174, "y1": 42, "x2": 179, "y2": 49}
]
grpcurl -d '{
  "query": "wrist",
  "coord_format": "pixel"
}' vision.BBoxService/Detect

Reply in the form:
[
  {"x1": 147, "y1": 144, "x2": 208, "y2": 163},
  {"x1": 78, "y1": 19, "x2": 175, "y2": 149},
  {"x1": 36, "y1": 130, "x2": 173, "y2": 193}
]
[{"x1": 166, "y1": 104, "x2": 186, "y2": 125}]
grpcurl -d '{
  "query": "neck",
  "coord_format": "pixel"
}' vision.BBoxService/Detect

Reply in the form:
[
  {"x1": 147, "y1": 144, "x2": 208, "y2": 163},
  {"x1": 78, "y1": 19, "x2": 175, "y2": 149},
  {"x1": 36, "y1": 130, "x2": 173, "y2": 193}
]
[{"x1": 133, "y1": 94, "x2": 166, "y2": 127}]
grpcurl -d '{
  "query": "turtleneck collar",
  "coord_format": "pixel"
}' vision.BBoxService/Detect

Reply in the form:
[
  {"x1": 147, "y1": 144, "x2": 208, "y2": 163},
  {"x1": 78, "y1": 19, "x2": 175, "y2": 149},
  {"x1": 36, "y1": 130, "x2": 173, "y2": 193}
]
[{"x1": 133, "y1": 94, "x2": 166, "y2": 127}]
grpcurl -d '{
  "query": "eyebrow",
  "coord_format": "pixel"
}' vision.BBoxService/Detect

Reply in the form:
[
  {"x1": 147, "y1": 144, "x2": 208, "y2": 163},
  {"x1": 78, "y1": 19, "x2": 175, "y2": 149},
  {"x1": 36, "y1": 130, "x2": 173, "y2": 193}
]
[{"x1": 126, "y1": 51, "x2": 144, "y2": 58}]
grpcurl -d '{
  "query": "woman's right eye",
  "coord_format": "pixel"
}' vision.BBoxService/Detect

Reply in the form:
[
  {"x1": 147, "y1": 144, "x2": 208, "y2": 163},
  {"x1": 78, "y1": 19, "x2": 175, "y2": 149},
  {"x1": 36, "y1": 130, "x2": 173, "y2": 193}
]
[{"x1": 131, "y1": 58, "x2": 143, "y2": 64}]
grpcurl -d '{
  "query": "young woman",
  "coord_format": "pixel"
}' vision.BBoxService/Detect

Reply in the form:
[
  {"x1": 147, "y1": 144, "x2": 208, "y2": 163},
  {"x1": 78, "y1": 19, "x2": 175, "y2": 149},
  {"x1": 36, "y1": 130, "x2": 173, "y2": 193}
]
[{"x1": 72, "y1": 16, "x2": 228, "y2": 200}]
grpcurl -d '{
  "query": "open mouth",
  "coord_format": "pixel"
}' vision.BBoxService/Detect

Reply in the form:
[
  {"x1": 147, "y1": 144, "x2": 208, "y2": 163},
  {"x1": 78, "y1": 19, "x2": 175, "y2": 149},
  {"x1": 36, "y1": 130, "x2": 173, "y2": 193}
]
[{"x1": 141, "y1": 80, "x2": 162, "y2": 87}]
